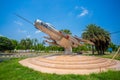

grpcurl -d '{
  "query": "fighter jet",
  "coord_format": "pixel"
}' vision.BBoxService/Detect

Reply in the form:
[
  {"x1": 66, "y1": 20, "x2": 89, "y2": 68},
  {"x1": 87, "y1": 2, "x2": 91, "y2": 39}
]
[
  {"x1": 15, "y1": 14, "x2": 94, "y2": 54},
  {"x1": 34, "y1": 19, "x2": 94, "y2": 54}
]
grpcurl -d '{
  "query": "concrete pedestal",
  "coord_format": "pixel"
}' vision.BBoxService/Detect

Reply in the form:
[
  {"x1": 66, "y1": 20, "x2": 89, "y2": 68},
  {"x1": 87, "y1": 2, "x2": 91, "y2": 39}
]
[{"x1": 64, "y1": 47, "x2": 72, "y2": 54}]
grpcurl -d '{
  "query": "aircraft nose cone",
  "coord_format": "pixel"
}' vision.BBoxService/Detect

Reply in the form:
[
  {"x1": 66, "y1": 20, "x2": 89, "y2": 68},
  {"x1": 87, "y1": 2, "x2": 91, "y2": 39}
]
[{"x1": 36, "y1": 19, "x2": 42, "y2": 23}]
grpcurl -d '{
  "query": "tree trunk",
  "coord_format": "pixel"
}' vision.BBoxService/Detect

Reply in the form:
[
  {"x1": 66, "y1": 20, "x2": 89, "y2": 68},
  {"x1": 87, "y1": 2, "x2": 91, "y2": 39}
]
[
  {"x1": 92, "y1": 45, "x2": 94, "y2": 55},
  {"x1": 98, "y1": 50, "x2": 100, "y2": 55},
  {"x1": 102, "y1": 49, "x2": 105, "y2": 55}
]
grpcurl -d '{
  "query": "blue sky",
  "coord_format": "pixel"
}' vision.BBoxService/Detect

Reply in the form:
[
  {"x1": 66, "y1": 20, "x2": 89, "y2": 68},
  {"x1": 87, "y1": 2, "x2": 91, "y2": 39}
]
[{"x1": 0, "y1": 0, "x2": 120, "y2": 45}]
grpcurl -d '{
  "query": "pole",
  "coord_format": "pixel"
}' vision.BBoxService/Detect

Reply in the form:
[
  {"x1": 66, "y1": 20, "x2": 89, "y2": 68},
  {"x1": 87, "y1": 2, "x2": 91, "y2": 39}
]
[{"x1": 111, "y1": 47, "x2": 120, "y2": 60}]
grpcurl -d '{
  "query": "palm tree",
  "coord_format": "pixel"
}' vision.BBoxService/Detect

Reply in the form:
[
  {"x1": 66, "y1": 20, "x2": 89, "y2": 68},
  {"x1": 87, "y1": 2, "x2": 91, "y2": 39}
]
[{"x1": 82, "y1": 24, "x2": 110, "y2": 55}]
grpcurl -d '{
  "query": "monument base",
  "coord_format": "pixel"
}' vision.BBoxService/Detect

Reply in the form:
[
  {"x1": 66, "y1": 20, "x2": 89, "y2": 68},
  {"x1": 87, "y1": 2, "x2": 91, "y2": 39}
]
[
  {"x1": 19, "y1": 54, "x2": 120, "y2": 75},
  {"x1": 64, "y1": 47, "x2": 72, "y2": 54}
]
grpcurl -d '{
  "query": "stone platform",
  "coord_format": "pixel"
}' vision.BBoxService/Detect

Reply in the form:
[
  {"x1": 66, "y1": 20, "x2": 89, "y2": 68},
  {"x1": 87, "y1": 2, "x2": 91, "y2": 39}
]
[{"x1": 19, "y1": 55, "x2": 120, "y2": 74}]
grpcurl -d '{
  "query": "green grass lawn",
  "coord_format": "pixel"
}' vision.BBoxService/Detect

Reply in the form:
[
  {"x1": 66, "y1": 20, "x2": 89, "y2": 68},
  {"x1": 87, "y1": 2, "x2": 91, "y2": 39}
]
[
  {"x1": 0, "y1": 57, "x2": 120, "y2": 80},
  {"x1": 100, "y1": 53, "x2": 120, "y2": 60},
  {"x1": 83, "y1": 52, "x2": 120, "y2": 60},
  {"x1": 95, "y1": 53, "x2": 120, "y2": 61}
]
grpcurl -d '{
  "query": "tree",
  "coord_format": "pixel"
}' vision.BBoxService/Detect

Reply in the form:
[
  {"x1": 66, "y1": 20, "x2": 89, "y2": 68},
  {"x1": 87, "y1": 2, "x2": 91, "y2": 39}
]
[
  {"x1": 108, "y1": 42, "x2": 118, "y2": 51},
  {"x1": 11, "y1": 39, "x2": 18, "y2": 49},
  {"x1": 19, "y1": 38, "x2": 33, "y2": 50},
  {"x1": 19, "y1": 39, "x2": 26, "y2": 49},
  {"x1": 37, "y1": 43, "x2": 45, "y2": 50},
  {"x1": 32, "y1": 38, "x2": 38, "y2": 50},
  {"x1": 82, "y1": 24, "x2": 110, "y2": 55},
  {"x1": 26, "y1": 38, "x2": 32, "y2": 49},
  {"x1": 0, "y1": 36, "x2": 15, "y2": 52}
]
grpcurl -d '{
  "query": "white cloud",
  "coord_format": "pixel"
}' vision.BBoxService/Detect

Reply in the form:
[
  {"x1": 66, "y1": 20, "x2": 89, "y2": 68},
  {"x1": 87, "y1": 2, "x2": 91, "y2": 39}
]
[
  {"x1": 18, "y1": 29, "x2": 27, "y2": 33},
  {"x1": 78, "y1": 7, "x2": 88, "y2": 17},
  {"x1": 26, "y1": 35, "x2": 31, "y2": 38},
  {"x1": 14, "y1": 21, "x2": 23, "y2": 26},
  {"x1": 35, "y1": 30, "x2": 41, "y2": 34}
]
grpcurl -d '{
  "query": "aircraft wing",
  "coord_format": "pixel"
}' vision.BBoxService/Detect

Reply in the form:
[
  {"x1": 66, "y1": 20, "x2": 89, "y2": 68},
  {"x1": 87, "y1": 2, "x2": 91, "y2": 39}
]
[
  {"x1": 73, "y1": 36, "x2": 94, "y2": 45},
  {"x1": 44, "y1": 40, "x2": 59, "y2": 46}
]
